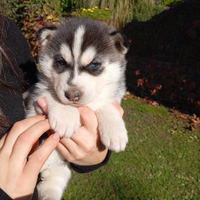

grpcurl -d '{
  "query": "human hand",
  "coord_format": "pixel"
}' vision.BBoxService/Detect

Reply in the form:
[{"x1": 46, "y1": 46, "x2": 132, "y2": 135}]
[
  {"x1": 37, "y1": 98, "x2": 124, "y2": 166},
  {"x1": 0, "y1": 116, "x2": 60, "y2": 199}
]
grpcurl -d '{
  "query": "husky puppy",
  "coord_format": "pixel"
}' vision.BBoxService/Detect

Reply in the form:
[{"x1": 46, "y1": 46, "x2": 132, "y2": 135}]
[{"x1": 25, "y1": 18, "x2": 128, "y2": 200}]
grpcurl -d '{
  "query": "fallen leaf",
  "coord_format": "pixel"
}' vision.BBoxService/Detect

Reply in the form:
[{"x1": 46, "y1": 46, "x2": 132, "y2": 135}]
[
  {"x1": 137, "y1": 79, "x2": 144, "y2": 87},
  {"x1": 152, "y1": 101, "x2": 159, "y2": 107},
  {"x1": 135, "y1": 70, "x2": 140, "y2": 76},
  {"x1": 180, "y1": 115, "x2": 186, "y2": 119}
]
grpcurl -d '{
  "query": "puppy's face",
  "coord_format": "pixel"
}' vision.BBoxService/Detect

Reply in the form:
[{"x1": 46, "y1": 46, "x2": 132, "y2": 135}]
[{"x1": 38, "y1": 18, "x2": 128, "y2": 107}]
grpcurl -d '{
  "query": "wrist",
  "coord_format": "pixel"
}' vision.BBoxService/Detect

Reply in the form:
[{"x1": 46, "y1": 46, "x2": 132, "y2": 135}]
[
  {"x1": 91, "y1": 147, "x2": 108, "y2": 165},
  {"x1": 70, "y1": 150, "x2": 112, "y2": 173}
]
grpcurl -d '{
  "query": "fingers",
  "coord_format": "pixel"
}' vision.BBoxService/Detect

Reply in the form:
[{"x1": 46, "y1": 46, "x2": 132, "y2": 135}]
[
  {"x1": 78, "y1": 107, "x2": 98, "y2": 133},
  {"x1": 113, "y1": 100, "x2": 124, "y2": 117},
  {"x1": 57, "y1": 138, "x2": 77, "y2": 161},
  {"x1": 37, "y1": 98, "x2": 48, "y2": 115},
  {"x1": 71, "y1": 107, "x2": 98, "y2": 148},
  {"x1": 1, "y1": 115, "x2": 46, "y2": 156},
  {"x1": 0, "y1": 134, "x2": 7, "y2": 149},
  {"x1": 28, "y1": 140, "x2": 39, "y2": 157},
  {"x1": 24, "y1": 132, "x2": 60, "y2": 176},
  {"x1": 56, "y1": 107, "x2": 99, "y2": 163},
  {"x1": 10, "y1": 120, "x2": 50, "y2": 165},
  {"x1": 57, "y1": 135, "x2": 93, "y2": 163}
]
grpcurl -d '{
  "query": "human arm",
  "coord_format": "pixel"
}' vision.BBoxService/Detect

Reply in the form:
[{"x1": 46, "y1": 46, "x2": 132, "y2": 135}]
[{"x1": 0, "y1": 115, "x2": 60, "y2": 200}]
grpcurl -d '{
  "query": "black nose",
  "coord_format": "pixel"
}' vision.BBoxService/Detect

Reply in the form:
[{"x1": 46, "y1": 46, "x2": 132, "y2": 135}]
[{"x1": 65, "y1": 91, "x2": 81, "y2": 101}]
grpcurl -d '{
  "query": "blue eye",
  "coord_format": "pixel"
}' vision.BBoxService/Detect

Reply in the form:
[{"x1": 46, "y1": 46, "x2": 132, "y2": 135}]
[{"x1": 90, "y1": 63, "x2": 99, "y2": 68}]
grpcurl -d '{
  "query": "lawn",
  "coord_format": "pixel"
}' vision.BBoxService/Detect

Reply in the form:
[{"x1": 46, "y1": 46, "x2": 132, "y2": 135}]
[{"x1": 63, "y1": 95, "x2": 200, "y2": 200}]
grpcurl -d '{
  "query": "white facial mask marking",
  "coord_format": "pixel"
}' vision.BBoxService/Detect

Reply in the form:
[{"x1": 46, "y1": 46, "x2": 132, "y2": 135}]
[
  {"x1": 80, "y1": 46, "x2": 96, "y2": 66},
  {"x1": 60, "y1": 44, "x2": 73, "y2": 64},
  {"x1": 73, "y1": 25, "x2": 85, "y2": 63},
  {"x1": 72, "y1": 25, "x2": 85, "y2": 82}
]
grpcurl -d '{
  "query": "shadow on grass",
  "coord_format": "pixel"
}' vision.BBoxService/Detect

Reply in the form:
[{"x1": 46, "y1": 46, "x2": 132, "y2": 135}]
[{"x1": 123, "y1": 0, "x2": 200, "y2": 116}]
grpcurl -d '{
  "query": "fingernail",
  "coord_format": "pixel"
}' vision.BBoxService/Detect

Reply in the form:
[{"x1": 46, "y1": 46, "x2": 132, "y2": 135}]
[
  {"x1": 37, "y1": 98, "x2": 46, "y2": 108},
  {"x1": 52, "y1": 132, "x2": 60, "y2": 140}
]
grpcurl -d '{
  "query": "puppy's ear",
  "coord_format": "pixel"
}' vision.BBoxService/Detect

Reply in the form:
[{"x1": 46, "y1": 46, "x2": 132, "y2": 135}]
[
  {"x1": 36, "y1": 26, "x2": 57, "y2": 46},
  {"x1": 110, "y1": 31, "x2": 129, "y2": 55}
]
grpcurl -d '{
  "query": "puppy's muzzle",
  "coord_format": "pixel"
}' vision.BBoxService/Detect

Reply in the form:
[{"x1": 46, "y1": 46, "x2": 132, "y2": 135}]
[{"x1": 65, "y1": 90, "x2": 82, "y2": 101}]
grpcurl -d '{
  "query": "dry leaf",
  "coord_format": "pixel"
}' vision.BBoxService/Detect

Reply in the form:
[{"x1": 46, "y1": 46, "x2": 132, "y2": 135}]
[{"x1": 152, "y1": 101, "x2": 159, "y2": 107}]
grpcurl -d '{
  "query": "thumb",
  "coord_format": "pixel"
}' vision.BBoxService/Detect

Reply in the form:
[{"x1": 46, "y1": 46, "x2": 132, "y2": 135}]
[{"x1": 37, "y1": 98, "x2": 48, "y2": 115}]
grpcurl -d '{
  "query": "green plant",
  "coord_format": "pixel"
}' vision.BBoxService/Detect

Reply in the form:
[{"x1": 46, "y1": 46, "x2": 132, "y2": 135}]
[
  {"x1": 8, "y1": 0, "x2": 60, "y2": 60},
  {"x1": 65, "y1": 0, "x2": 135, "y2": 29},
  {"x1": 71, "y1": 0, "x2": 161, "y2": 29},
  {"x1": 8, "y1": 0, "x2": 61, "y2": 25},
  {"x1": 60, "y1": 0, "x2": 77, "y2": 13},
  {"x1": 75, "y1": 6, "x2": 110, "y2": 22},
  {"x1": 161, "y1": 0, "x2": 185, "y2": 6},
  {"x1": 132, "y1": 0, "x2": 163, "y2": 22}
]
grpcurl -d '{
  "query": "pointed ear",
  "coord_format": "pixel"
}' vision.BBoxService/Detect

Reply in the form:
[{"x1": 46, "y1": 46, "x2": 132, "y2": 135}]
[
  {"x1": 110, "y1": 31, "x2": 129, "y2": 55},
  {"x1": 36, "y1": 26, "x2": 57, "y2": 46}
]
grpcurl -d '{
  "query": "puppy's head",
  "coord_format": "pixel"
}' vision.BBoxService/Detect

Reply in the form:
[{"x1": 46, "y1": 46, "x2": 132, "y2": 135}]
[{"x1": 37, "y1": 18, "x2": 128, "y2": 107}]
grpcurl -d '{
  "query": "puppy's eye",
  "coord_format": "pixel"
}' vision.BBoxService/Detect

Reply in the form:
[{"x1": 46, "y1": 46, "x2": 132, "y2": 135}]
[
  {"x1": 90, "y1": 63, "x2": 100, "y2": 68},
  {"x1": 56, "y1": 59, "x2": 67, "y2": 65}
]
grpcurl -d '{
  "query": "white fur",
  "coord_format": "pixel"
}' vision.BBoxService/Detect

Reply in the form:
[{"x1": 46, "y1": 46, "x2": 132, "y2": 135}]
[
  {"x1": 60, "y1": 44, "x2": 73, "y2": 64},
  {"x1": 40, "y1": 54, "x2": 54, "y2": 79},
  {"x1": 38, "y1": 164, "x2": 71, "y2": 200},
  {"x1": 73, "y1": 25, "x2": 85, "y2": 66},
  {"x1": 39, "y1": 29, "x2": 57, "y2": 46},
  {"x1": 95, "y1": 104, "x2": 128, "y2": 152},
  {"x1": 80, "y1": 46, "x2": 96, "y2": 66}
]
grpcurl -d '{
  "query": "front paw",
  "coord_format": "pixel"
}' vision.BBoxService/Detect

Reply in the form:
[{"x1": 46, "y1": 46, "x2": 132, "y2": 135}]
[
  {"x1": 48, "y1": 105, "x2": 80, "y2": 138},
  {"x1": 99, "y1": 121, "x2": 128, "y2": 153}
]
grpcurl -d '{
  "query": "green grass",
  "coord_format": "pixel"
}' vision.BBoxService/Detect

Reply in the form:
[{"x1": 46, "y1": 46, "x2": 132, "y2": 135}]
[{"x1": 63, "y1": 97, "x2": 200, "y2": 199}]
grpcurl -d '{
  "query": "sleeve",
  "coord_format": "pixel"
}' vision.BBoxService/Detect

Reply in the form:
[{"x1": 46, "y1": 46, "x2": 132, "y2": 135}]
[
  {"x1": 3, "y1": 16, "x2": 39, "y2": 89},
  {"x1": 0, "y1": 188, "x2": 12, "y2": 200},
  {"x1": 70, "y1": 150, "x2": 112, "y2": 173},
  {"x1": 0, "y1": 188, "x2": 38, "y2": 200}
]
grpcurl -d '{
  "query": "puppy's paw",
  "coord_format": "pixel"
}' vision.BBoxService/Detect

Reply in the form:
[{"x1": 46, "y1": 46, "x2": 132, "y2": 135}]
[
  {"x1": 100, "y1": 121, "x2": 128, "y2": 152},
  {"x1": 48, "y1": 105, "x2": 80, "y2": 138}
]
